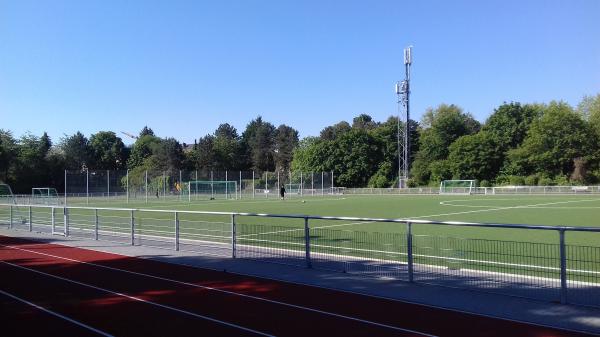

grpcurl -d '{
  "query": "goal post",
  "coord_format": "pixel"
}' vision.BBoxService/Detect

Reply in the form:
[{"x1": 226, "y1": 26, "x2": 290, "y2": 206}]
[
  {"x1": 439, "y1": 180, "x2": 476, "y2": 195},
  {"x1": 184, "y1": 180, "x2": 237, "y2": 200},
  {"x1": 285, "y1": 183, "x2": 301, "y2": 195},
  {"x1": 0, "y1": 183, "x2": 16, "y2": 204},
  {"x1": 32, "y1": 187, "x2": 61, "y2": 205}
]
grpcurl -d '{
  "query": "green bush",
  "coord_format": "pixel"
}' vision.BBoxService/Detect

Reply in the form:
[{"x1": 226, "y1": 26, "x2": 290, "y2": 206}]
[
  {"x1": 508, "y1": 175, "x2": 526, "y2": 185},
  {"x1": 524, "y1": 174, "x2": 539, "y2": 186}
]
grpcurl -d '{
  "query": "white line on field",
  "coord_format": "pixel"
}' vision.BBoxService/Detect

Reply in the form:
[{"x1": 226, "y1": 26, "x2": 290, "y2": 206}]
[{"x1": 427, "y1": 198, "x2": 600, "y2": 219}]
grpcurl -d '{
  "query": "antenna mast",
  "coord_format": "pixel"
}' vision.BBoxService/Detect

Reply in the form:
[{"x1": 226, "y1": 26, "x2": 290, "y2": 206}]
[{"x1": 396, "y1": 46, "x2": 412, "y2": 189}]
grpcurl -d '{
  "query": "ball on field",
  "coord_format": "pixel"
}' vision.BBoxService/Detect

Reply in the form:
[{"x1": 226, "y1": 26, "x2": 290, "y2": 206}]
[{"x1": 302, "y1": 200, "x2": 306, "y2": 203}]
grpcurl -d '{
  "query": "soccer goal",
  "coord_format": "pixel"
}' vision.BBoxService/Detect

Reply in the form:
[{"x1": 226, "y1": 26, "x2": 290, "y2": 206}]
[
  {"x1": 0, "y1": 183, "x2": 16, "y2": 204},
  {"x1": 439, "y1": 180, "x2": 476, "y2": 195},
  {"x1": 0, "y1": 183, "x2": 28, "y2": 226},
  {"x1": 285, "y1": 183, "x2": 301, "y2": 195},
  {"x1": 32, "y1": 187, "x2": 61, "y2": 205},
  {"x1": 185, "y1": 181, "x2": 237, "y2": 200}
]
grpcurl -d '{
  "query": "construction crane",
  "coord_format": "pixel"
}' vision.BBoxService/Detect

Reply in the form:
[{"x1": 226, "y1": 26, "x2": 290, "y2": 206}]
[{"x1": 120, "y1": 131, "x2": 138, "y2": 140}]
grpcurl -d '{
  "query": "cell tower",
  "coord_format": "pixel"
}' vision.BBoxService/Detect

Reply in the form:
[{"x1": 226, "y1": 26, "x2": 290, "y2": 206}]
[{"x1": 396, "y1": 46, "x2": 412, "y2": 188}]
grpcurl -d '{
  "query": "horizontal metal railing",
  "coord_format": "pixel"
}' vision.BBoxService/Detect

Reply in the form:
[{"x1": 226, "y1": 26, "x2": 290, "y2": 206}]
[{"x1": 1, "y1": 203, "x2": 599, "y2": 307}]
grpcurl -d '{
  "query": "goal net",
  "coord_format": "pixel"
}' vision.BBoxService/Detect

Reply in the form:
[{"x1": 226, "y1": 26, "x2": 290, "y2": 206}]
[
  {"x1": 32, "y1": 187, "x2": 61, "y2": 205},
  {"x1": 185, "y1": 181, "x2": 237, "y2": 200},
  {"x1": 285, "y1": 183, "x2": 301, "y2": 195},
  {"x1": 439, "y1": 180, "x2": 476, "y2": 195},
  {"x1": 0, "y1": 183, "x2": 27, "y2": 225}
]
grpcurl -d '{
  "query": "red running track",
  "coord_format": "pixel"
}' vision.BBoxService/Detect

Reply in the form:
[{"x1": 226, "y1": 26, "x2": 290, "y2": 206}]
[{"x1": 0, "y1": 235, "x2": 595, "y2": 337}]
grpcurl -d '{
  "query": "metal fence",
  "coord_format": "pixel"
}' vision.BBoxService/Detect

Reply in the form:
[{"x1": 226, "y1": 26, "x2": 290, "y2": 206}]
[
  {"x1": 1, "y1": 203, "x2": 599, "y2": 308},
  {"x1": 344, "y1": 185, "x2": 600, "y2": 195},
  {"x1": 59, "y1": 170, "x2": 337, "y2": 204}
]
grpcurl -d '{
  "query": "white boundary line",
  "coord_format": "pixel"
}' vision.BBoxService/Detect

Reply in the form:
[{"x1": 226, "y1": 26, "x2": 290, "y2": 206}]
[
  {"x1": 1, "y1": 243, "x2": 437, "y2": 337},
  {"x1": 0, "y1": 288, "x2": 114, "y2": 337},
  {"x1": 0, "y1": 259, "x2": 273, "y2": 337}
]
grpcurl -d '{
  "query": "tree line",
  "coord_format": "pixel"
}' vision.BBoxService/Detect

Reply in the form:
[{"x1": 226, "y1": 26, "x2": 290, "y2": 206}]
[
  {"x1": 0, "y1": 117, "x2": 299, "y2": 193},
  {"x1": 1, "y1": 94, "x2": 599, "y2": 192}
]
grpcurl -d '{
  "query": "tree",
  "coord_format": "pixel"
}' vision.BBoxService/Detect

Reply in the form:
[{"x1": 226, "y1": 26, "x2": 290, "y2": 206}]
[
  {"x1": 483, "y1": 102, "x2": 542, "y2": 150},
  {"x1": 139, "y1": 126, "x2": 155, "y2": 138},
  {"x1": 213, "y1": 124, "x2": 241, "y2": 170},
  {"x1": 241, "y1": 116, "x2": 276, "y2": 172},
  {"x1": 89, "y1": 131, "x2": 127, "y2": 169},
  {"x1": 577, "y1": 94, "x2": 600, "y2": 138},
  {"x1": 368, "y1": 117, "x2": 419, "y2": 187},
  {"x1": 352, "y1": 114, "x2": 378, "y2": 130},
  {"x1": 447, "y1": 131, "x2": 503, "y2": 181},
  {"x1": 0, "y1": 130, "x2": 17, "y2": 183},
  {"x1": 320, "y1": 121, "x2": 351, "y2": 140},
  {"x1": 60, "y1": 132, "x2": 92, "y2": 170},
  {"x1": 273, "y1": 124, "x2": 299, "y2": 172},
  {"x1": 410, "y1": 104, "x2": 480, "y2": 185},
  {"x1": 291, "y1": 129, "x2": 383, "y2": 187},
  {"x1": 127, "y1": 134, "x2": 161, "y2": 168},
  {"x1": 147, "y1": 137, "x2": 184, "y2": 174},
  {"x1": 12, "y1": 133, "x2": 54, "y2": 191},
  {"x1": 507, "y1": 101, "x2": 598, "y2": 178},
  {"x1": 188, "y1": 135, "x2": 216, "y2": 170}
]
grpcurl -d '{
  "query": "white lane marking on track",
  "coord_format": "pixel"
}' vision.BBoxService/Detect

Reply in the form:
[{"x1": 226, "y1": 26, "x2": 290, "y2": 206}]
[
  {"x1": 0, "y1": 260, "x2": 273, "y2": 337},
  {"x1": 0, "y1": 288, "x2": 114, "y2": 337},
  {"x1": 1, "y1": 244, "x2": 437, "y2": 337}
]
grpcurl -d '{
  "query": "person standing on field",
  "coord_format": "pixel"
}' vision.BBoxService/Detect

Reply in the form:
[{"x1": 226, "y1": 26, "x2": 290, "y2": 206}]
[{"x1": 280, "y1": 185, "x2": 286, "y2": 200}]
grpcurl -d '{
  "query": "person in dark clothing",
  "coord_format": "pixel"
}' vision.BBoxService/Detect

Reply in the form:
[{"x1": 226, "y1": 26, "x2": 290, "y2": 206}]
[{"x1": 280, "y1": 185, "x2": 286, "y2": 200}]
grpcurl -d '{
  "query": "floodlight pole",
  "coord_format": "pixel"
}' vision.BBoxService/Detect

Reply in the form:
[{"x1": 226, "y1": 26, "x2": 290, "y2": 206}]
[{"x1": 396, "y1": 46, "x2": 412, "y2": 189}]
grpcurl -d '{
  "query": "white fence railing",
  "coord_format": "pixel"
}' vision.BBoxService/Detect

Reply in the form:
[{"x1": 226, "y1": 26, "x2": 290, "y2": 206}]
[
  {"x1": 343, "y1": 185, "x2": 600, "y2": 195},
  {"x1": 1, "y1": 203, "x2": 599, "y2": 308}
]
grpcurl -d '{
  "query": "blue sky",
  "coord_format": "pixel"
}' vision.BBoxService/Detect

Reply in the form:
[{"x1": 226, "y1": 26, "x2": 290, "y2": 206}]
[{"x1": 1, "y1": 0, "x2": 599, "y2": 145}]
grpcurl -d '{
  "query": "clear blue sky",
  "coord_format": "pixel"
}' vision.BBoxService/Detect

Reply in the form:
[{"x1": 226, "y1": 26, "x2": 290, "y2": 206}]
[{"x1": 1, "y1": 0, "x2": 599, "y2": 145}]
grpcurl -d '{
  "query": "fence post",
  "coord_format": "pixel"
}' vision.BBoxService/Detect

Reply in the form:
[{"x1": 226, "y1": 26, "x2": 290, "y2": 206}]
[
  {"x1": 64, "y1": 207, "x2": 69, "y2": 236},
  {"x1": 126, "y1": 169, "x2": 129, "y2": 203},
  {"x1": 107, "y1": 170, "x2": 110, "y2": 200},
  {"x1": 51, "y1": 207, "x2": 55, "y2": 234},
  {"x1": 252, "y1": 171, "x2": 255, "y2": 198},
  {"x1": 130, "y1": 210, "x2": 135, "y2": 246},
  {"x1": 163, "y1": 172, "x2": 166, "y2": 197},
  {"x1": 145, "y1": 170, "x2": 148, "y2": 203},
  {"x1": 231, "y1": 214, "x2": 236, "y2": 258},
  {"x1": 559, "y1": 229, "x2": 568, "y2": 304},
  {"x1": 9, "y1": 205, "x2": 13, "y2": 229},
  {"x1": 304, "y1": 217, "x2": 311, "y2": 268},
  {"x1": 321, "y1": 171, "x2": 324, "y2": 196},
  {"x1": 94, "y1": 208, "x2": 99, "y2": 241},
  {"x1": 175, "y1": 211, "x2": 179, "y2": 251},
  {"x1": 300, "y1": 172, "x2": 303, "y2": 196},
  {"x1": 210, "y1": 171, "x2": 214, "y2": 199},
  {"x1": 86, "y1": 169, "x2": 89, "y2": 204},
  {"x1": 407, "y1": 221, "x2": 414, "y2": 282},
  {"x1": 28, "y1": 206, "x2": 32, "y2": 231},
  {"x1": 64, "y1": 170, "x2": 67, "y2": 205}
]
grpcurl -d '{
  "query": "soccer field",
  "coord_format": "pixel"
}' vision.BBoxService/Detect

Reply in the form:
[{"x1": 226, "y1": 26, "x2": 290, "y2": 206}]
[
  {"x1": 3, "y1": 193, "x2": 600, "y2": 306},
  {"x1": 60, "y1": 193, "x2": 600, "y2": 246}
]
